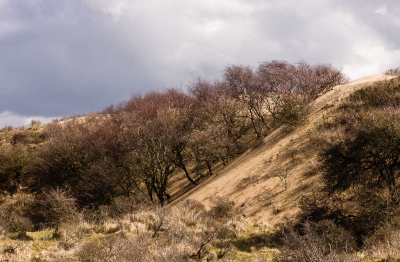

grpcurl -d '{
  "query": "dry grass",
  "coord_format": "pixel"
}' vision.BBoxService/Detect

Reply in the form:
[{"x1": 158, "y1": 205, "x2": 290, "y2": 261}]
[
  {"x1": 0, "y1": 198, "x2": 282, "y2": 261},
  {"x1": 2, "y1": 74, "x2": 400, "y2": 261}
]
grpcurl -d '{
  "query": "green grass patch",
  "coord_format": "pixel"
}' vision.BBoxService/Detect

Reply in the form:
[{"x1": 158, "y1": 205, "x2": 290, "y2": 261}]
[
  {"x1": 30, "y1": 239, "x2": 57, "y2": 253},
  {"x1": 27, "y1": 230, "x2": 55, "y2": 241},
  {"x1": 232, "y1": 225, "x2": 283, "y2": 253},
  {"x1": 235, "y1": 249, "x2": 279, "y2": 261}
]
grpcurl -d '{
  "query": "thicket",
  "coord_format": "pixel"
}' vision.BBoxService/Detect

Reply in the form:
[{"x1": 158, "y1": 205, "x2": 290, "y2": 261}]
[
  {"x1": 0, "y1": 60, "x2": 349, "y2": 260},
  {"x1": 0, "y1": 60, "x2": 346, "y2": 212},
  {"x1": 286, "y1": 76, "x2": 400, "y2": 261}
]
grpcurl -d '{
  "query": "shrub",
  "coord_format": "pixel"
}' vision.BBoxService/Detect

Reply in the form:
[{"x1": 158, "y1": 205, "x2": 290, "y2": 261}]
[
  {"x1": 55, "y1": 217, "x2": 93, "y2": 250},
  {"x1": 108, "y1": 196, "x2": 137, "y2": 217},
  {"x1": 208, "y1": 196, "x2": 234, "y2": 220},
  {"x1": 176, "y1": 199, "x2": 206, "y2": 227},
  {"x1": 0, "y1": 143, "x2": 31, "y2": 195},
  {"x1": 0, "y1": 193, "x2": 35, "y2": 238},
  {"x1": 36, "y1": 188, "x2": 78, "y2": 230},
  {"x1": 188, "y1": 219, "x2": 218, "y2": 261},
  {"x1": 385, "y1": 67, "x2": 400, "y2": 76},
  {"x1": 276, "y1": 96, "x2": 309, "y2": 127},
  {"x1": 320, "y1": 108, "x2": 400, "y2": 230},
  {"x1": 298, "y1": 190, "x2": 332, "y2": 223},
  {"x1": 76, "y1": 233, "x2": 148, "y2": 262},
  {"x1": 364, "y1": 220, "x2": 400, "y2": 260},
  {"x1": 312, "y1": 80, "x2": 400, "y2": 240},
  {"x1": 277, "y1": 220, "x2": 356, "y2": 262},
  {"x1": 150, "y1": 242, "x2": 190, "y2": 262},
  {"x1": 346, "y1": 77, "x2": 400, "y2": 108}
]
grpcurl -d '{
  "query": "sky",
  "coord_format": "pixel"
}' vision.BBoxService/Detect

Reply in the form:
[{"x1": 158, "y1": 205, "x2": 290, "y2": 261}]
[{"x1": 1, "y1": 0, "x2": 400, "y2": 127}]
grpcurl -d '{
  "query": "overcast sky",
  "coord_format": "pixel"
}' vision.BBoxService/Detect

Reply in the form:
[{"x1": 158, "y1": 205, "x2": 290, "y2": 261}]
[{"x1": 1, "y1": 0, "x2": 399, "y2": 127}]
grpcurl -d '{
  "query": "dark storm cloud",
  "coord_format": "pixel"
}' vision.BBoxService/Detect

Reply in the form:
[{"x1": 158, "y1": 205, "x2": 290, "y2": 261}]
[
  {"x1": 0, "y1": 0, "x2": 159, "y2": 117},
  {"x1": 0, "y1": 0, "x2": 399, "y2": 127}
]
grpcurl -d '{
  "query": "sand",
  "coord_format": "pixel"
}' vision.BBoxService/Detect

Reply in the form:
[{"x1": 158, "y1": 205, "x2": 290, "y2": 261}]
[{"x1": 172, "y1": 74, "x2": 397, "y2": 227}]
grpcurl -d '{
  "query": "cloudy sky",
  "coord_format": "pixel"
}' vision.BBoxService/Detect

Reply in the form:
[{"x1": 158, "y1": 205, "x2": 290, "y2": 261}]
[{"x1": 1, "y1": 0, "x2": 399, "y2": 127}]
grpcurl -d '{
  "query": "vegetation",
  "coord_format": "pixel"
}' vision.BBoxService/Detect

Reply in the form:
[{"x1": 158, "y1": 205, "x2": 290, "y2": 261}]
[
  {"x1": 5, "y1": 61, "x2": 400, "y2": 260},
  {"x1": 1, "y1": 60, "x2": 345, "y2": 208},
  {"x1": 385, "y1": 66, "x2": 400, "y2": 76},
  {"x1": 288, "y1": 75, "x2": 400, "y2": 261}
]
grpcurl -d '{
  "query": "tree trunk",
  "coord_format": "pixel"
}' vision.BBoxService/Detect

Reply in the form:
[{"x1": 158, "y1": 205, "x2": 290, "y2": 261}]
[
  {"x1": 176, "y1": 151, "x2": 197, "y2": 185},
  {"x1": 205, "y1": 160, "x2": 213, "y2": 176}
]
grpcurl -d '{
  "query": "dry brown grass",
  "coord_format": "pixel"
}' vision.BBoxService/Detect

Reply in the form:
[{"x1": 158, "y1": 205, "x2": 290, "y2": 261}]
[{"x1": 0, "y1": 197, "x2": 280, "y2": 261}]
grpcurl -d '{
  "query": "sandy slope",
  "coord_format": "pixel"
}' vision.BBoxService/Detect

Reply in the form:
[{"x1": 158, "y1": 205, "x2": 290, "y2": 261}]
[{"x1": 172, "y1": 74, "x2": 397, "y2": 227}]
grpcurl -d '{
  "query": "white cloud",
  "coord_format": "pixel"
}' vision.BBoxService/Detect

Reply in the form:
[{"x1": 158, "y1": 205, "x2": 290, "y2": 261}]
[
  {"x1": 344, "y1": 44, "x2": 400, "y2": 78},
  {"x1": 0, "y1": 111, "x2": 58, "y2": 128},
  {"x1": 375, "y1": 6, "x2": 388, "y2": 15},
  {"x1": 103, "y1": 1, "x2": 127, "y2": 23},
  {"x1": 1, "y1": 0, "x2": 400, "y2": 118}
]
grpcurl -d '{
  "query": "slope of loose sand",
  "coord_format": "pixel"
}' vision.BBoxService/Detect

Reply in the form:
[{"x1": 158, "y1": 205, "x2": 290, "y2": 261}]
[{"x1": 172, "y1": 74, "x2": 397, "y2": 228}]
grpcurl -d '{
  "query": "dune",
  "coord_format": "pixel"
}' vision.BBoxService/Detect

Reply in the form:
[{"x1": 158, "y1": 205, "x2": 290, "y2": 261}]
[{"x1": 172, "y1": 74, "x2": 397, "y2": 227}]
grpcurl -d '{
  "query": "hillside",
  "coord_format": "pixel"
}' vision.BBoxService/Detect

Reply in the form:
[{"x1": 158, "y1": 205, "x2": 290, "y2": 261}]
[
  {"x1": 2, "y1": 66, "x2": 400, "y2": 261},
  {"x1": 172, "y1": 74, "x2": 398, "y2": 227}
]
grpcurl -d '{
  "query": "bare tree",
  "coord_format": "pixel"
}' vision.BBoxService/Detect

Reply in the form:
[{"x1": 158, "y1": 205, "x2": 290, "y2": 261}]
[{"x1": 224, "y1": 65, "x2": 271, "y2": 138}]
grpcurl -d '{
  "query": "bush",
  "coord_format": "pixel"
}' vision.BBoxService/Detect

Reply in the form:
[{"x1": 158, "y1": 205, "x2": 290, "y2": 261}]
[
  {"x1": 146, "y1": 205, "x2": 171, "y2": 238},
  {"x1": 277, "y1": 220, "x2": 356, "y2": 262},
  {"x1": 76, "y1": 233, "x2": 148, "y2": 262},
  {"x1": 385, "y1": 67, "x2": 400, "y2": 76},
  {"x1": 346, "y1": 77, "x2": 400, "y2": 108},
  {"x1": 310, "y1": 79, "x2": 400, "y2": 241},
  {"x1": 208, "y1": 196, "x2": 234, "y2": 220},
  {"x1": 57, "y1": 220, "x2": 89, "y2": 250},
  {"x1": 36, "y1": 188, "x2": 78, "y2": 230},
  {"x1": 298, "y1": 190, "x2": 333, "y2": 223},
  {"x1": 277, "y1": 96, "x2": 309, "y2": 127},
  {"x1": 364, "y1": 219, "x2": 400, "y2": 260},
  {"x1": 176, "y1": 199, "x2": 206, "y2": 227},
  {"x1": 0, "y1": 143, "x2": 31, "y2": 195},
  {"x1": 0, "y1": 193, "x2": 35, "y2": 238}
]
